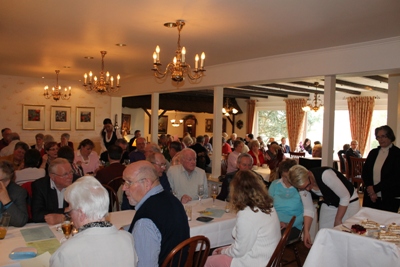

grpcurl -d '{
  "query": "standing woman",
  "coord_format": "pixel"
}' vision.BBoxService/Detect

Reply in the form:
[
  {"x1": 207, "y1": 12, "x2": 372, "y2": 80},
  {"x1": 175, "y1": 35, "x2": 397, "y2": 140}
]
[
  {"x1": 74, "y1": 139, "x2": 100, "y2": 175},
  {"x1": 100, "y1": 118, "x2": 122, "y2": 153},
  {"x1": 288, "y1": 165, "x2": 360, "y2": 245},
  {"x1": 362, "y1": 125, "x2": 400, "y2": 212},
  {"x1": 205, "y1": 170, "x2": 281, "y2": 267}
]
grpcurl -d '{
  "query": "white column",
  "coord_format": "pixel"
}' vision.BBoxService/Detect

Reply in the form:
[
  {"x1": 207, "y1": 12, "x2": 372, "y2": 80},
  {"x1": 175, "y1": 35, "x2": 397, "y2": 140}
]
[
  {"x1": 387, "y1": 74, "x2": 400, "y2": 137},
  {"x1": 151, "y1": 93, "x2": 159, "y2": 144},
  {"x1": 211, "y1": 87, "x2": 224, "y2": 179},
  {"x1": 321, "y1": 75, "x2": 336, "y2": 167}
]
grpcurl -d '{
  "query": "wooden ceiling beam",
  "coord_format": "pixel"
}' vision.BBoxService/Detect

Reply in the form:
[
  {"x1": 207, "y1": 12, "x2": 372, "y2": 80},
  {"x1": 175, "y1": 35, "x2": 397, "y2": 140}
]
[
  {"x1": 335, "y1": 79, "x2": 387, "y2": 93},
  {"x1": 261, "y1": 83, "x2": 322, "y2": 94},
  {"x1": 250, "y1": 85, "x2": 310, "y2": 97},
  {"x1": 292, "y1": 81, "x2": 361, "y2": 95},
  {"x1": 226, "y1": 87, "x2": 286, "y2": 98},
  {"x1": 364, "y1": 75, "x2": 388, "y2": 83}
]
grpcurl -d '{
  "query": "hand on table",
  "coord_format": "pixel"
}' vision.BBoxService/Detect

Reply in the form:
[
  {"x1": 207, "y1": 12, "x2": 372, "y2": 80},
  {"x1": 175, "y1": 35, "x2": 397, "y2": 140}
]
[
  {"x1": 0, "y1": 181, "x2": 11, "y2": 205},
  {"x1": 44, "y1": 213, "x2": 65, "y2": 225},
  {"x1": 181, "y1": 195, "x2": 192, "y2": 204}
]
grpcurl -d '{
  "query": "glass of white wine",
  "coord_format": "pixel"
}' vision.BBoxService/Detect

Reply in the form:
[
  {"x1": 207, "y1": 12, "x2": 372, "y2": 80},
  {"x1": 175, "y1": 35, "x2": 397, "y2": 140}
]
[
  {"x1": 197, "y1": 184, "x2": 205, "y2": 204},
  {"x1": 211, "y1": 184, "x2": 218, "y2": 207}
]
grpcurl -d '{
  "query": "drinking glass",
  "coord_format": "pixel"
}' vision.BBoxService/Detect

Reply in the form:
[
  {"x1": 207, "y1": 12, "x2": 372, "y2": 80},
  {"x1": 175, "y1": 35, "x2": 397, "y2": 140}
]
[
  {"x1": 62, "y1": 220, "x2": 72, "y2": 239},
  {"x1": 211, "y1": 184, "x2": 218, "y2": 207},
  {"x1": 197, "y1": 184, "x2": 205, "y2": 204},
  {"x1": 0, "y1": 213, "x2": 11, "y2": 240}
]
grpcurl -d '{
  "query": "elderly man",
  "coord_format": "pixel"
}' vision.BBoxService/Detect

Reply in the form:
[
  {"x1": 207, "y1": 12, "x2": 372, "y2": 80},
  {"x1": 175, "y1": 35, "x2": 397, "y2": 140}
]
[
  {"x1": 31, "y1": 158, "x2": 75, "y2": 224},
  {"x1": 144, "y1": 142, "x2": 162, "y2": 159},
  {"x1": 280, "y1": 137, "x2": 291, "y2": 153},
  {"x1": 128, "y1": 130, "x2": 142, "y2": 152},
  {"x1": 226, "y1": 140, "x2": 244, "y2": 173},
  {"x1": 96, "y1": 145, "x2": 125, "y2": 185},
  {"x1": 167, "y1": 148, "x2": 208, "y2": 204},
  {"x1": 147, "y1": 152, "x2": 171, "y2": 192},
  {"x1": 217, "y1": 153, "x2": 265, "y2": 201},
  {"x1": 0, "y1": 141, "x2": 29, "y2": 171},
  {"x1": 129, "y1": 137, "x2": 146, "y2": 163},
  {"x1": 50, "y1": 176, "x2": 137, "y2": 267},
  {"x1": 0, "y1": 132, "x2": 21, "y2": 157},
  {"x1": 123, "y1": 161, "x2": 189, "y2": 266}
]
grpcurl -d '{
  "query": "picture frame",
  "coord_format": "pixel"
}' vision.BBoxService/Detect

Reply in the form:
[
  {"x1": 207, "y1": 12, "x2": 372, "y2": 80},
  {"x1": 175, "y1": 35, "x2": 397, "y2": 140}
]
[
  {"x1": 205, "y1": 119, "x2": 213, "y2": 132},
  {"x1": 22, "y1": 104, "x2": 45, "y2": 130},
  {"x1": 50, "y1": 106, "x2": 71, "y2": 130},
  {"x1": 121, "y1": 113, "x2": 131, "y2": 135},
  {"x1": 76, "y1": 107, "x2": 95, "y2": 130},
  {"x1": 158, "y1": 116, "x2": 168, "y2": 134}
]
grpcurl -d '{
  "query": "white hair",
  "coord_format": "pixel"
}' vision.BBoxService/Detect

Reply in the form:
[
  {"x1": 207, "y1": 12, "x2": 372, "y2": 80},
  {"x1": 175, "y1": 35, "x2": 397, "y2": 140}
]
[{"x1": 64, "y1": 176, "x2": 109, "y2": 221}]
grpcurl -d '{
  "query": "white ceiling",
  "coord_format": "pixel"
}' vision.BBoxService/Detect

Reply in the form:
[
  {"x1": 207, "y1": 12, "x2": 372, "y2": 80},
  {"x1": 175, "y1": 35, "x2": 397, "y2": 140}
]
[{"x1": 1, "y1": 0, "x2": 400, "y2": 89}]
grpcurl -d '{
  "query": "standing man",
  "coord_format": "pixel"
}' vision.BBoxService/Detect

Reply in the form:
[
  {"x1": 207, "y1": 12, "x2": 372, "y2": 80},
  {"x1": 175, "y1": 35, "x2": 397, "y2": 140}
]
[
  {"x1": 129, "y1": 137, "x2": 146, "y2": 163},
  {"x1": 280, "y1": 137, "x2": 291, "y2": 153},
  {"x1": 167, "y1": 148, "x2": 208, "y2": 204},
  {"x1": 123, "y1": 161, "x2": 189, "y2": 266},
  {"x1": 128, "y1": 130, "x2": 141, "y2": 152}
]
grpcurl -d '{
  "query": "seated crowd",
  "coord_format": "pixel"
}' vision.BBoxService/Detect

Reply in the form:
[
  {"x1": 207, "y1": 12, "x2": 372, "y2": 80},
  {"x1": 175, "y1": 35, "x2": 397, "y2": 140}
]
[{"x1": 1, "y1": 122, "x2": 395, "y2": 267}]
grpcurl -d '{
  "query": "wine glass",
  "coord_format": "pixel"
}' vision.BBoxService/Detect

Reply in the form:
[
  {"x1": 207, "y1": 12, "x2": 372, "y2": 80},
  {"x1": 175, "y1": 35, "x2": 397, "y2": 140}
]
[
  {"x1": 197, "y1": 184, "x2": 205, "y2": 204},
  {"x1": 61, "y1": 220, "x2": 72, "y2": 240},
  {"x1": 211, "y1": 184, "x2": 218, "y2": 207}
]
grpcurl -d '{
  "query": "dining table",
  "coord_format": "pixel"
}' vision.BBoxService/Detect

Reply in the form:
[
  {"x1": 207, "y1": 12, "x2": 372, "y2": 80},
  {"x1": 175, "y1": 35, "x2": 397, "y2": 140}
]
[
  {"x1": 303, "y1": 207, "x2": 400, "y2": 267},
  {"x1": 0, "y1": 198, "x2": 235, "y2": 267}
]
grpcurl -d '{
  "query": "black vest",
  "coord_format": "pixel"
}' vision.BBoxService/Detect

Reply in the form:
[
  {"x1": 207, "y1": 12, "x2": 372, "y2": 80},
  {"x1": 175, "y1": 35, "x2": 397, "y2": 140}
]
[
  {"x1": 101, "y1": 130, "x2": 118, "y2": 150},
  {"x1": 128, "y1": 190, "x2": 190, "y2": 266},
  {"x1": 311, "y1": 167, "x2": 355, "y2": 207}
]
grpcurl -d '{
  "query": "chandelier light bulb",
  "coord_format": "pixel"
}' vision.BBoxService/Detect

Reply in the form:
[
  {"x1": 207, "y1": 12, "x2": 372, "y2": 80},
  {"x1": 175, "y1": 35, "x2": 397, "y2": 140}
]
[{"x1": 43, "y1": 70, "x2": 71, "y2": 101}]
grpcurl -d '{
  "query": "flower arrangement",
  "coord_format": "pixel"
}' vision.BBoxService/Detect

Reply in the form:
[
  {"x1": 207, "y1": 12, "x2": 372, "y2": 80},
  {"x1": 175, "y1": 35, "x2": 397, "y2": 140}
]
[{"x1": 298, "y1": 141, "x2": 304, "y2": 152}]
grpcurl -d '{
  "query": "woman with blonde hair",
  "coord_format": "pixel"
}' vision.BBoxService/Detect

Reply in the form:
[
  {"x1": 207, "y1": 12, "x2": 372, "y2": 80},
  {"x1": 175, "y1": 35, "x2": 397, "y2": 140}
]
[{"x1": 205, "y1": 170, "x2": 281, "y2": 267}]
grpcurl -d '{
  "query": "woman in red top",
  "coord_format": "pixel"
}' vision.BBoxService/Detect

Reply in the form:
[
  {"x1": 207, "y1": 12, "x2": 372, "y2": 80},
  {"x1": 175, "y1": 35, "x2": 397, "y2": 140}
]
[
  {"x1": 222, "y1": 137, "x2": 232, "y2": 155},
  {"x1": 248, "y1": 140, "x2": 265, "y2": 166}
]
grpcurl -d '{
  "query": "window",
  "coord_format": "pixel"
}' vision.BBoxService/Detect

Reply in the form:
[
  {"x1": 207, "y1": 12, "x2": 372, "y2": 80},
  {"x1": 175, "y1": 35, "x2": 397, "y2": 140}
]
[{"x1": 257, "y1": 110, "x2": 287, "y2": 143}]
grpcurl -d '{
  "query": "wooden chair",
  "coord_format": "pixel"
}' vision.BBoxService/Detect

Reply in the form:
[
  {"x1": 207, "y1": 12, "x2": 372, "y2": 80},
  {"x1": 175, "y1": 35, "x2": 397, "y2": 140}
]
[
  {"x1": 346, "y1": 157, "x2": 366, "y2": 190},
  {"x1": 107, "y1": 176, "x2": 124, "y2": 193},
  {"x1": 266, "y1": 216, "x2": 295, "y2": 267},
  {"x1": 161, "y1": 235, "x2": 210, "y2": 267},
  {"x1": 20, "y1": 181, "x2": 33, "y2": 221},
  {"x1": 282, "y1": 225, "x2": 303, "y2": 267},
  {"x1": 102, "y1": 184, "x2": 120, "y2": 212}
]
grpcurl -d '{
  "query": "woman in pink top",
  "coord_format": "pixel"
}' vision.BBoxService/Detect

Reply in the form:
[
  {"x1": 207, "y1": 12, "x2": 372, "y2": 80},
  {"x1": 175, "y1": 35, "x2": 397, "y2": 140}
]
[{"x1": 74, "y1": 139, "x2": 100, "y2": 175}]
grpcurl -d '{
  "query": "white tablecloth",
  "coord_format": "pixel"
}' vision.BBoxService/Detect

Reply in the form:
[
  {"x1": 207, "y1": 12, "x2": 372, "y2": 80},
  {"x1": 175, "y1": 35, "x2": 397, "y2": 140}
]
[
  {"x1": 304, "y1": 207, "x2": 400, "y2": 267},
  {"x1": 254, "y1": 167, "x2": 271, "y2": 182},
  {"x1": 0, "y1": 200, "x2": 235, "y2": 266}
]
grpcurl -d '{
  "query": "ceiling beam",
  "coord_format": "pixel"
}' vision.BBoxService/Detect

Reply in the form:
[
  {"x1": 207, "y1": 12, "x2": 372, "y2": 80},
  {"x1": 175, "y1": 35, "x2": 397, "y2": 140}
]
[
  {"x1": 364, "y1": 75, "x2": 388, "y2": 83},
  {"x1": 335, "y1": 79, "x2": 387, "y2": 93},
  {"x1": 291, "y1": 81, "x2": 361, "y2": 95},
  {"x1": 250, "y1": 85, "x2": 310, "y2": 97},
  {"x1": 227, "y1": 87, "x2": 287, "y2": 98},
  {"x1": 261, "y1": 83, "x2": 324, "y2": 94}
]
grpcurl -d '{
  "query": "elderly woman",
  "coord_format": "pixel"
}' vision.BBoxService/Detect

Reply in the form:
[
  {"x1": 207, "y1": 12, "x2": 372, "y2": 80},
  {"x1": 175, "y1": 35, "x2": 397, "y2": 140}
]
[
  {"x1": 248, "y1": 140, "x2": 264, "y2": 167},
  {"x1": 205, "y1": 170, "x2": 280, "y2": 267},
  {"x1": 40, "y1": 141, "x2": 59, "y2": 174},
  {"x1": 0, "y1": 160, "x2": 28, "y2": 227},
  {"x1": 363, "y1": 125, "x2": 400, "y2": 212},
  {"x1": 58, "y1": 133, "x2": 74, "y2": 150},
  {"x1": 74, "y1": 139, "x2": 100, "y2": 175},
  {"x1": 265, "y1": 142, "x2": 285, "y2": 181},
  {"x1": 288, "y1": 165, "x2": 360, "y2": 245},
  {"x1": 50, "y1": 176, "x2": 137, "y2": 267},
  {"x1": 312, "y1": 144, "x2": 322, "y2": 157}
]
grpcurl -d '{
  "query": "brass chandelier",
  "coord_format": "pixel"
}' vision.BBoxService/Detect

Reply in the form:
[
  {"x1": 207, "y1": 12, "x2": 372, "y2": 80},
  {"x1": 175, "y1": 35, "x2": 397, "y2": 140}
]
[
  {"x1": 222, "y1": 98, "x2": 238, "y2": 116},
  {"x1": 302, "y1": 82, "x2": 324, "y2": 112},
  {"x1": 170, "y1": 112, "x2": 183, "y2": 127},
  {"x1": 152, "y1": 20, "x2": 206, "y2": 84},
  {"x1": 44, "y1": 70, "x2": 71, "y2": 101},
  {"x1": 83, "y1": 51, "x2": 120, "y2": 94}
]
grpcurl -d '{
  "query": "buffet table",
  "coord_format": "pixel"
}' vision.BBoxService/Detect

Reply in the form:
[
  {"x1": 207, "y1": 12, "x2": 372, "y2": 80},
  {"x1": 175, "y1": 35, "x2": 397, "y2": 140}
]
[
  {"x1": 304, "y1": 207, "x2": 400, "y2": 267},
  {"x1": 0, "y1": 199, "x2": 235, "y2": 267}
]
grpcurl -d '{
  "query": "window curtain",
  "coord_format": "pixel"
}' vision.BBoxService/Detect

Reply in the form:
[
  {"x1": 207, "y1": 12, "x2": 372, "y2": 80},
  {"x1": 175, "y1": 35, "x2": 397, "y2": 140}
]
[
  {"x1": 347, "y1": 96, "x2": 375, "y2": 156},
  {"x1": 284, "y1": 99, "x2": 307, "y2": 152},
  {"x1": 246, "y1": 100, "x2": 256, "y2": 134}
]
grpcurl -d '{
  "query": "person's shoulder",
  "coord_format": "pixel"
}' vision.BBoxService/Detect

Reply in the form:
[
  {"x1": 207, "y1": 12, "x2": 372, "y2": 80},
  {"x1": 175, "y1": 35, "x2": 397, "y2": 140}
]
[
  {"x1": 194, "y1": 166, "x2": 206, "y2": 175},
  {"x1": 32, "y1": 176, "x2": 50, "y2": 187}
]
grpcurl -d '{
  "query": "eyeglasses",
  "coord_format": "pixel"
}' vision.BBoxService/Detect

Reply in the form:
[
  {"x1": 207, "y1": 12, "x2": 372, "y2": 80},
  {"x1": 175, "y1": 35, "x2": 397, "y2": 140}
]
[
  {"x1": 51, "y1": 171, "x2": 73, "y2": 178},
  {"x1": 376, "y1": 135, "x2": 388, "y2": 140},
  {"x1": 298, "y1": 178, "x2": 312, "y2": 192},
  {"x1": 122, "y1": 178, "x2": 145, "y2": 188},
  {"x1": 151, "y1": 162, "x2": 167, "y2": 168}
]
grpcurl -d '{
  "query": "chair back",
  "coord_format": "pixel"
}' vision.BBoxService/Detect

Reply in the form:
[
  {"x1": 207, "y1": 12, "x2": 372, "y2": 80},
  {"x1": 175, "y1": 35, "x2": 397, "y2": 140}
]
[
  {"x1": 289, "y1": 152, "x2": 305, "y2": 158},
  {"x1": 102, "y1": 184, "x2": 120, "y2": 212},
  {"x1": 107, "y1": 176, "x2": 124, "y2": 193},
  {"x1": 20, "y1": 181, "x2": 33, "y2": 221},
  {"x1": 347, "y1": 157, "x2": 366, "y2": 186},
  {"x1": 161, "y1": 235, "x2": 210, "y2": 267},
  {"x1": 266, "y1": 216, "x2": 295, "y2": 267}
]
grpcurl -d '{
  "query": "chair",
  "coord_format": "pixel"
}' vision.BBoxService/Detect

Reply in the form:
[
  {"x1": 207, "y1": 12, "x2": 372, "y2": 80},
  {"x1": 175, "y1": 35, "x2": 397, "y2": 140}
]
[
  {"x1": 107, "y1": 176, "x2": 124, "y2": 193},
  {"x1": 266, "y1": 216, "x2": 295, "y2": 267},
  {"x1": 161, "y1": 235, "x2": 211, "y2": 267},
  {"x1": 20, "y1": 181, "x2": 33, "y2": 221},
  {"x1": 102, "y1": 184, "x2": 120, "y2": 212},
  {"x1": 346, "y1": 157, "x2": 366, "y2": 190},
  {"x1": 282, "y1": 225, "x2": 303, "y2": 267}
]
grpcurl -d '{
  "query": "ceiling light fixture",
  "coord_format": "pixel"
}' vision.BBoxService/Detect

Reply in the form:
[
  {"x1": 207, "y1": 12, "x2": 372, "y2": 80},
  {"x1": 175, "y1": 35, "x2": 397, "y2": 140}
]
[
  {"x1": 170, "y1": 112, "x2": 183, "y2": 127},
  {"x1": 222, "y1": 98, "x2": 238, "y2": 116},
  {"x1": 152, "y1": 20, "x2": 206, "y2": 84},
  {"x1": 83, "y1": 51, "x2": 120, "y2": 94},
  {"x1": 43, "y1": 70, "x2": 71, "y2": 101},
  {"x1": 302, "y1": 82, "x2": 324, "y2": 112}
]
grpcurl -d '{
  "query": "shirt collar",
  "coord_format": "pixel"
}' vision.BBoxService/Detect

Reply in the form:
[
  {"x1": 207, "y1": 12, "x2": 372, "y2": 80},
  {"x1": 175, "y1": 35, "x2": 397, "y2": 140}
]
[
  {"x1": 380, "y1": 143, "x2": 393, "y2": 152},
  {"x1": 50, "y1": 178, "x2": 66, "y2": 192},
  {"x1": 135, "y1": 184, "x2": 164, "y2": 210}
]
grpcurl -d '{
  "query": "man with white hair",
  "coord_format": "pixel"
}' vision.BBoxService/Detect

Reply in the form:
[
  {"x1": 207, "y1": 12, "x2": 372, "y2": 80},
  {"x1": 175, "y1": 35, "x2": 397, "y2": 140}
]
[
  {"x1": 167, "y1": 148, "x2": 209, "y2": 204},
  {"x1": 50, "y1": 176, "x2": 137, "y2": 267}
]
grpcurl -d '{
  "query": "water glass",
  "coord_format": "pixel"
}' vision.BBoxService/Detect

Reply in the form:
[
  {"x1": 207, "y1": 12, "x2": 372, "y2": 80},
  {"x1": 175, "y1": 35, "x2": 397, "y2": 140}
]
[{"x1": 0, "y1": 213, "x2": 11, "y2": 239}]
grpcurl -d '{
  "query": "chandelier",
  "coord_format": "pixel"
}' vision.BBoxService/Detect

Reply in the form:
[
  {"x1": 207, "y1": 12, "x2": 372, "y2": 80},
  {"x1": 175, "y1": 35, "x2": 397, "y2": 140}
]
[
  {"x1": 302, "y1": 82, "x2": 324, "y2": 112},
  {"x1": 44, "y1": 70, "x2": 71, "y2": 101},
  {"x1": 222, "y1": 98, "x2": 238, "y2": 116},
  {"x1": 152, "y1": 20, "x2": 206, "y2": 84},
  {"x1": 170, "y1": 112, "x2": 183, "y2": 127},
  {"x1": 83, "y1": 51, "x2": 120, "y2": 94}
]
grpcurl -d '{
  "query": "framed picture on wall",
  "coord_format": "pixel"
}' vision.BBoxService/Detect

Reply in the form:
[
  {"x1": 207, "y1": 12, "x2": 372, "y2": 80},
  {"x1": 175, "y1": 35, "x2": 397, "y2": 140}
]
[
  {"x1": 205, "y1": 119, "x2": 213, "y2": 132},
  {"x1": 50, "y1": 106, "x2": 71, "y2": 130},
  {"x1": 121, "y1": 113, "x2": 131, "y2": 136},
  {"x1": 158, "y1": 116, "x2": 168, "y2": 134},
  {"x1": 22, "y1": 104, "x2": 45, "y2": 130},
  {"x1": 76, "y1": 107, "x2": 95, "y2": 130}
]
